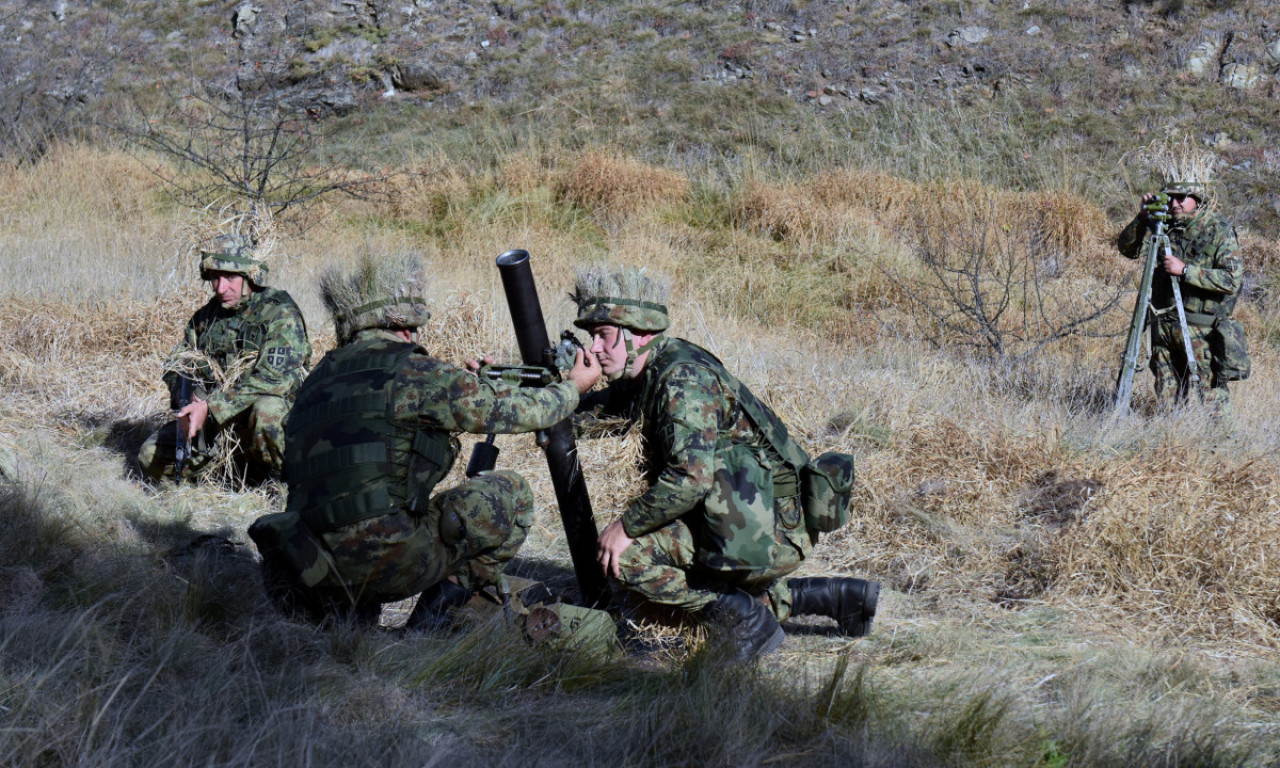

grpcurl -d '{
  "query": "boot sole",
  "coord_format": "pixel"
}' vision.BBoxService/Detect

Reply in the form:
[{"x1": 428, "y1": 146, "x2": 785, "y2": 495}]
[{"x1": 839, "y1": 580, "x2": 880, "y2": 638}]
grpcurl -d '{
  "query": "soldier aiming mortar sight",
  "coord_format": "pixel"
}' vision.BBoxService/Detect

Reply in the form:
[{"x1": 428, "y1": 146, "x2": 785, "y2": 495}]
[{"x1": 1114, "y1": 152, "x2": 1248, "y2": 418}]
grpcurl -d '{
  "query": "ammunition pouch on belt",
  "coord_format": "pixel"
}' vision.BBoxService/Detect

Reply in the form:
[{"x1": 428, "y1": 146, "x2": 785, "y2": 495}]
[{"x1": 801, "y1": 451, "x2": 856, "y2": 533}]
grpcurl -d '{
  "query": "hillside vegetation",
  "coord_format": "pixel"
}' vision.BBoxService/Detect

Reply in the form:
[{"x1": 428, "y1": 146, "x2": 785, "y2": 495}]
[{"x1": 3, "y1": 0, "x2": 1280, "y2": 765}]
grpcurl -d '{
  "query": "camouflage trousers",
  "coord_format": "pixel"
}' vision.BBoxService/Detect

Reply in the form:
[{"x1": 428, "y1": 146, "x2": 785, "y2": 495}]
[
  {"x1": 137, "y1": 396, "x2": 289, "y2": 480},
  {"x1": 616, "y1": 497, "x2": 815, "y2": 622},
  {"x1": 251, "y1": 470, "x2": 534, "y2": 620},
  {"x1": 1150, "y1": 318, "x2": 1230, "y2": 416}
]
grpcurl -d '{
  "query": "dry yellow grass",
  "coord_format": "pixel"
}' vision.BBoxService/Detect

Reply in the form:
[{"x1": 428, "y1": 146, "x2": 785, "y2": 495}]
[
  {"x1": 381, "y1": 160, "x2": 474, "y2": 222},
  {"x1": 553, "y1": 151, "x2": 689, "y2": 218},
  {"x1": 4, "y1": 144, "x2": 1280, "y2": 659}
]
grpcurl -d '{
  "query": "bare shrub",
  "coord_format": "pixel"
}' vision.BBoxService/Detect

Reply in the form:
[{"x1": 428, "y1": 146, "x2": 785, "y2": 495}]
[
  {"x1": 554, "y1": 152, "x2": 688, "y2": 218},
  {"x1": 111, "y1": 72, "x2": 398, "y2": 235},
  {"x1": 893, "y1": 192, "x2": 1125, "y2": 362}
]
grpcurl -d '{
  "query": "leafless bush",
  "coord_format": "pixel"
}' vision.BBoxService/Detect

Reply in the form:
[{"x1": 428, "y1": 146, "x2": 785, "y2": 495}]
[
  {"x1": 895, "y1": 195, "x2": 1124, "y2": 364},
  {"x1": 111, "y1": 77, "x2": 397, "y2": 234}
]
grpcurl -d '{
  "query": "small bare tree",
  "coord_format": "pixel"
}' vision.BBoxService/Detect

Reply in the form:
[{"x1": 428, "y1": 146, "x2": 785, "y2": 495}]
[
  {"x1": 114, "y1": 75, "x2": 394, "y2": 234},
  {"x1": 106, "y1": 17, "x2": 396, "y2": 236},
  {"x1": 897, "y1": 196, "x2": 1124, "y2": 364}
]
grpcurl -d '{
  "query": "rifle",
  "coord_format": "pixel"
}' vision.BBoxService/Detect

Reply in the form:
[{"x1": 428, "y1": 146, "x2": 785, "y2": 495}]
[
  {"x1": 494, "y1": 249, "x2": 608, "y2": 608},
  {"x1": 466, "y1": 333, "x2": 585, "y2": 477},
  {"x1": 173, "y1": 374, "x2": 194, "y2": 481},
  {"x1": 1114, "y1": 194, "x2": 1202, "y2": 412},
  {"x1": 478, "y1": 332, "x2": 584, "y2": 388}
]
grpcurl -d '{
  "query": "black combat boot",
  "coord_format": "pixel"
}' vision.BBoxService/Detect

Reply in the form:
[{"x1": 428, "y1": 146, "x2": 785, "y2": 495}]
[
  {"x1": 788, "y1": 577, "x2": 879, "y2": 637},
  {"x1": 405, "y1": 580, "x2": 472, "y2": 632},
  {"x1": 704, "y1": 589, "x2": 786, "y2": 662}
]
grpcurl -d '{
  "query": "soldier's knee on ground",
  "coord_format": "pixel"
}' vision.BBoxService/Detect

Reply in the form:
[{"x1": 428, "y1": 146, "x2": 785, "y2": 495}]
[
  {"x1": 438, "y1": 470, "x2": 534, "y2": 555},
  {"x1": 137, "y1": 432, "x2": 165, "y2": 479}
]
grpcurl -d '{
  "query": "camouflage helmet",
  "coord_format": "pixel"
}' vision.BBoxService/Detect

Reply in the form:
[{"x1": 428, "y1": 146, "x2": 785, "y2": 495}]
[
  {"x1": 1160, "y1": 179, "x2": 1207, "y2": 202},
  {"x1": 198, "y1": 234, "x2": 269, "y2": 286},
  {"x1": 320, "y1": 252, "x2": 431, "y2": 345},
  {"x1": 570, "y1": 266, "x2": 671, "y2": 333}
]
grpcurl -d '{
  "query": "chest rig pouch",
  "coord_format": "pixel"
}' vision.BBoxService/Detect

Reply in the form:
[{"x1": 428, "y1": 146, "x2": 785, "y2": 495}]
[{"x1": 287, "y1": 340, "x2": 457, "y2": 534}]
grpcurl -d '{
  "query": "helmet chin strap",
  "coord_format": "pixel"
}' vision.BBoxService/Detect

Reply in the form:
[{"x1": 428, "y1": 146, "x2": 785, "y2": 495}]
[{"x1": 618, "y1": 329, "x2": 664, "y2": 379}]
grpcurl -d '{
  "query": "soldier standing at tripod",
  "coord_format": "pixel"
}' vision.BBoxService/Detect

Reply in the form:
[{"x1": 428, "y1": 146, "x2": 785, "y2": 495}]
[{"x1": 1116, "y1": 170, "x2": 1246, "y2": 416}]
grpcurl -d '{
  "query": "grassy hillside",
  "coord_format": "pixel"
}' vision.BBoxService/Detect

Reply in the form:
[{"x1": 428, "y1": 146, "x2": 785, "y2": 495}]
[{"x1": 2, "y1": 137, "x2": 1280, "y2": 765}]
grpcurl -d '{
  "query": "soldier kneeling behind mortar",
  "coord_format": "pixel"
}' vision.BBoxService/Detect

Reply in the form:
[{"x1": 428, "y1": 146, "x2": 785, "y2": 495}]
[
  {"x1": 248, "y1": 253, "x2": 599, "y2": 627},
  {"x1": 572, "y1": 266, "x2": 878, "y2": 661},
  {"x1": 138, "y1": 234, "x2": 311, "y2": 484}
]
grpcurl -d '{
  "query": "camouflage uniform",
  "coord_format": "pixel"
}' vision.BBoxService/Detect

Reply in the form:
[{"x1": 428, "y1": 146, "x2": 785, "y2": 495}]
[
  {"x1": 249, "y1": 328, "x2": 579, "y2": 621},
  {"x1": 1118, "y1": 206, "x2": 1243, "y2": 410},
  {"x1": 138, "y1": 279, "x2": 311, "y2": 481},
  {"x1": 579, "y1": 336, "x2": 813, "y2": 622}
]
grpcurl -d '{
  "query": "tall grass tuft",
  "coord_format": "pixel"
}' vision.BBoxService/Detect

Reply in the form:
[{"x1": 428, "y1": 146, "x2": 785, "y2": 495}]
[{"x1": 554, "y1": 151, "x2": 689, "y2": 219}]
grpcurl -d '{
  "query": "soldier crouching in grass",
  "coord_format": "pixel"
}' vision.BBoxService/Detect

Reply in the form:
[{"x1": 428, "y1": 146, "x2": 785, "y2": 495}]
[
  {"x1": 571, "y1": 266, "x2": 878, "y2": 661},
  {"x1": 247, "y1": 253, "x2": 599, "y2": 628},
  {"x1": 138, "y1": 234, "x2": 311, "y2": 485}
]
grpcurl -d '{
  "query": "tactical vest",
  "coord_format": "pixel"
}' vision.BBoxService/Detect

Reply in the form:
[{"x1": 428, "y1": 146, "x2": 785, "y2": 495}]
[
  {"x1": 285, "y1": 337, "x2": 457, "y2": 533},
  {"x1": 181, "y1": 287, "x2": 309, "y2": 393}
]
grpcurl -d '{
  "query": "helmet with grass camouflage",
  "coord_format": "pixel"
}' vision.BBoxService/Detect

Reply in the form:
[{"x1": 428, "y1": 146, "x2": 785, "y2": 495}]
[
  {"x1": 199, "y1": 234, "x2": 269, "y2": 286},
  {"x1": 320, "y1": 252, "x2": 431, "y2": 345},
  {"x1": 570, "y1": 266, "x2": 670, "y2": 333},
  {"x1": 1160, "y1": 179, "x2": 1207, "y2": 202}
]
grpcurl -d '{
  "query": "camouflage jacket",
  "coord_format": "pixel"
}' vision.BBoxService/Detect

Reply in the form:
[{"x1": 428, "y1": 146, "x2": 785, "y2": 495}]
[
  {"x1": 285, "y1": 329, "x2": 580, "y2": 530},
  {"x1": 163, "y1": 287, "x2": 312, "y2": 425},
  {"x1": 577, "y1": 336, "x2": 795, "y2": 539},
  {"x1": 1117, "y1": 209, "x2": 1243, "y2": 319}
]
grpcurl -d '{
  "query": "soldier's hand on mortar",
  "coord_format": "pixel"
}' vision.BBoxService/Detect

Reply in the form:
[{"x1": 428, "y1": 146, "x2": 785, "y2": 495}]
[
  {"x1": 596, "y1": 519, "x2": 634, "y2": 579},
  {"x1": 178, "y1": 398, "x2": 210, "y2": 440},
  {"x1": 567, "y1": 348, "x2": 601, "y2": 396}
]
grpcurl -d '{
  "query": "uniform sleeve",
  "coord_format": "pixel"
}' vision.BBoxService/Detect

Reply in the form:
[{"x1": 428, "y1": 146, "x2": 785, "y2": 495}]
[
  {"x1": 206, "y1": 302, "x2": 312, "y2": 425},
  {"x1": 621, "y1": 364, "x2": 726, "y2": 538},
  {"x1": 395, "y1": 358, "x2": 579, "y2": 435},
  {"x1": 1116, "y1": 214, "x2": 1148, "y2": 260},
  {"x1": 1181, "y1": 220, "x2": 1243, "y2": 297}
]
